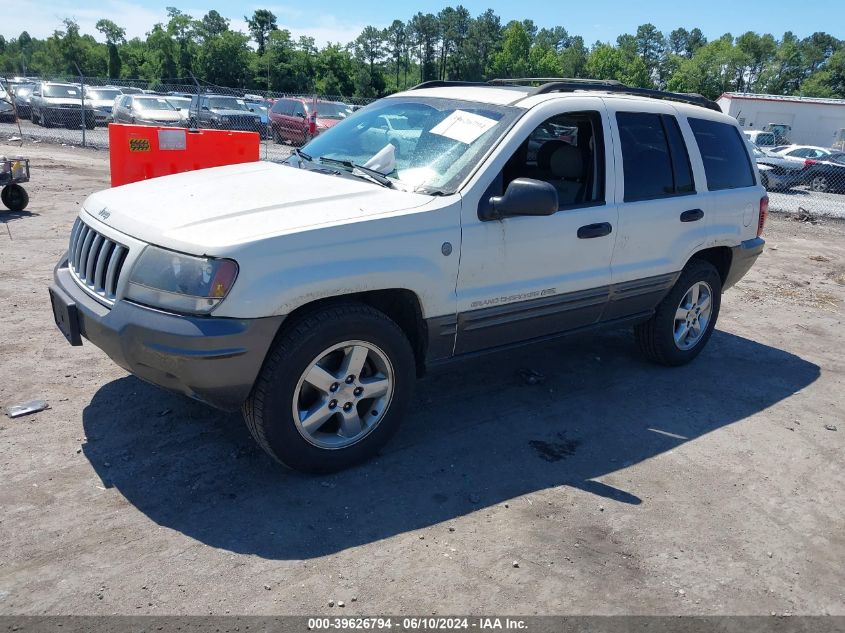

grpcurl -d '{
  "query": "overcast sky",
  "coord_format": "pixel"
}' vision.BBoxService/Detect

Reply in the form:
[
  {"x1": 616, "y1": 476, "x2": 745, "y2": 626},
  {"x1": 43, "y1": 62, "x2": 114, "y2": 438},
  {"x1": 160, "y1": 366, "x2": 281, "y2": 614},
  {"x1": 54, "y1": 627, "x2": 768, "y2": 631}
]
[{"x1": 4, "y1": 0, "x2": 843, "y2": 46}]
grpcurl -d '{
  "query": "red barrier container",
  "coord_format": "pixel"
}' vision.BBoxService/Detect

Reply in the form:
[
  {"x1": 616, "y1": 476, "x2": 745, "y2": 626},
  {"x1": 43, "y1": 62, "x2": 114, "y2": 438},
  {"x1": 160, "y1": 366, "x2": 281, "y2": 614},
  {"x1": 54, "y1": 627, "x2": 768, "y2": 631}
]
[{"x1": 108, "y1": 124, "x2": 260, "y2": 187}]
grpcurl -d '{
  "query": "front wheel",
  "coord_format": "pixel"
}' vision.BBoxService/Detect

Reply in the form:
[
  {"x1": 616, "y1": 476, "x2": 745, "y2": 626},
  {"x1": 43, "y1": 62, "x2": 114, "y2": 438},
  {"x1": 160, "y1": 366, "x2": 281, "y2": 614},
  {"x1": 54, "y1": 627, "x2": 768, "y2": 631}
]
[
  {"x1": 1, "y1": 184, "x2": 29, "y2": 212},
  {"x1": 243, "y1": 303, "x2": 416, "y2": 473},
  {"x1": 635, "y1": 259, "x2": 722, "y2": 366},
  {"x1": 811, "y1": 175, "x2": 829, "y2": 193}
]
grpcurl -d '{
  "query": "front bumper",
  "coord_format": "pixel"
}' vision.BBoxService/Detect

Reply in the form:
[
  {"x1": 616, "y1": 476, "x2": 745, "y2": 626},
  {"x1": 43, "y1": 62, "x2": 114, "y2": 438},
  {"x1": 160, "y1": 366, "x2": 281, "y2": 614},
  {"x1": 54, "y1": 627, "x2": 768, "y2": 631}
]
[
  {"x1": 724, "y1": 237, "x2": 765, "y2": 291},
  {"x1": 50, "y1": 257, "x2": 284, "y2": 411}
]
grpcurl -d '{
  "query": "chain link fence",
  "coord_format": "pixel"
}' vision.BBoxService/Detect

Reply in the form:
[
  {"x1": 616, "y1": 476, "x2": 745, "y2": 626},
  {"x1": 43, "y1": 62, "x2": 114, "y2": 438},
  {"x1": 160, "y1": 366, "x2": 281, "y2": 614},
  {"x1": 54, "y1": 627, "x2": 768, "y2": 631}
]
[
  {"x1": 0, "y1": 75, "x2": 375, "y2": 164},
  {"x1": 2, "y1": 75, "x2": 845, "y2": 219}
]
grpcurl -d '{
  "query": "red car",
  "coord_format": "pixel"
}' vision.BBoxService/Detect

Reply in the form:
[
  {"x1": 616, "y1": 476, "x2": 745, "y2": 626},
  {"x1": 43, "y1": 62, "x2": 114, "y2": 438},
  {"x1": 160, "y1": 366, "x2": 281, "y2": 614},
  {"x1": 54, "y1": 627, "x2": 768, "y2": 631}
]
[{"x1": 268, "y1": 97, "x2": 351, "y2": 145}]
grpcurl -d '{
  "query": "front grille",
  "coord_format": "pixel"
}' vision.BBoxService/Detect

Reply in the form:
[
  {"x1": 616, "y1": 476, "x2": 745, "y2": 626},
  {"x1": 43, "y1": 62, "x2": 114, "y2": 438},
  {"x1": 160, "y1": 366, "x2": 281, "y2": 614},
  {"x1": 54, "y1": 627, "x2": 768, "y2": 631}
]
[{"x1": 67, "y1": 217, "x2": 129, "y2": 304}]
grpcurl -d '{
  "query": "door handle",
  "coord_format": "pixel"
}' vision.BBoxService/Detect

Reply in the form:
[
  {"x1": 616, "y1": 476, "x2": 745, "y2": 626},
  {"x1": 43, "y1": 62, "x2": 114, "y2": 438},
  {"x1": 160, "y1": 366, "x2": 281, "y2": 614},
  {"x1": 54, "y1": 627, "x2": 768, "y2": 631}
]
[
  {"x1": 680, "y1": 208, "x2": 705, "y2": 222},
  {"x1": 577, "y1": 222, "x2": 613, "y2": 239}
]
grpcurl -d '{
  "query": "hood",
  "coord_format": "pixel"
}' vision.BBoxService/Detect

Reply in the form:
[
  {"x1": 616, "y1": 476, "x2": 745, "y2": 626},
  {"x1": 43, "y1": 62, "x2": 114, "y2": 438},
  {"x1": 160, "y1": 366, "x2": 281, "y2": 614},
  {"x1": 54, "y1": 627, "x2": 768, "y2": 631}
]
[
  {"x1": 88, "y1": 98, "x2": 114, "y2": 109},
  {"x1": 212, "y1": 108, "x2": 260, "y2": 118},
  {"x1": 82, "y1": 161, "x2": 433, "y2": 253},
  {"x1": 135, "y1": 109, "x2": 182, "y2": 122},
  {"x1": 42, "y1": 97, "x2": 91, "y2": 108}
]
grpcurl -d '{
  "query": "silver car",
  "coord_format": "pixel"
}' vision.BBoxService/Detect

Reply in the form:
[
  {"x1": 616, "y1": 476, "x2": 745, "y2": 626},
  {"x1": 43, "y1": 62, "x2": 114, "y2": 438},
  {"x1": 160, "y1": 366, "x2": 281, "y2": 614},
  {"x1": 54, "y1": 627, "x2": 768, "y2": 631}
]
[
  {"x1": 30, "y1": 82, "x2": 96, "y2": 129},
  {"x1": 84, "y1": 87, "x2": 123, "y2": 125},
  {"x1": 112, "y1": 94, "x2": 185, "y2": 127}
]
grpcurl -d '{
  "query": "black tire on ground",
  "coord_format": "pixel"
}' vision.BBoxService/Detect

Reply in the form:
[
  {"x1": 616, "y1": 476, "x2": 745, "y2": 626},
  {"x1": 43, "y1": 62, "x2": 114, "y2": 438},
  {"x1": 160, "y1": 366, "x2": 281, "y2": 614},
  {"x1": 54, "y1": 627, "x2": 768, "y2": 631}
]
[
  {"x1": 272, "y1": 125, "x2": 284, "y2": 144},
  {"x1": 1, "y1": 184, "x2": 29, "y2": 212},
  {"x1": 302, "y1": 130, "x2": 312, "y2": 146},
  {"x1": 243, "y1": 303, "x2": 416, "y2": 473},
  {"x1": 634, "y1": 259, "x2": 722, "y2": 367},
  {"x1": 760, "y1": 172, "x2": 769, "y2": 190}
]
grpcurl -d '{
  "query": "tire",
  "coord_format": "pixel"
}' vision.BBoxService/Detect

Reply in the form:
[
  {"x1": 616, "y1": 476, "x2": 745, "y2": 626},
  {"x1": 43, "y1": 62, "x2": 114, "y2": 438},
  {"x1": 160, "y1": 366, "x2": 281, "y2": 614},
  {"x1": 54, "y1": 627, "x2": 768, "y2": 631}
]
[
  {"x1": 302, "y1": 130, "x2": 313, "y2": 146},
  {"x1": 272, "y1": 125, "x2": 284, "y2": 144},
  {"x1": 243, "y1": 303, "x2": 416, "y2": 473},
  {"x1": 31, "y1": 109, "x2": 39, "y2": 125},
  {"x1": 760, "y1": 172, "x2": 769, "y2": 190},
  {"x1": 634, "y1": 259, "x2": 722, "y2": 366},
  {"x1": 811, "y1": 175, "x2": 829, "y2": 193},
  {"x1": 1, "y1": 184, "x2": 29, "y2": 212}
]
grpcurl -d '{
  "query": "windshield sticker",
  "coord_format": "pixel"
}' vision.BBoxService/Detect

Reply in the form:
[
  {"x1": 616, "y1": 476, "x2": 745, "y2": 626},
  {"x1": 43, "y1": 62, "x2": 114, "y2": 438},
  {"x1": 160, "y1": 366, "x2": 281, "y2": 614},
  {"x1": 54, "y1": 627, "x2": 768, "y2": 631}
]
[
  {"x1": 430, "y1": 110, "x2": 497, "y2": 144},
  {"x1": 67, "y1": 89, "x2": 78, "y2": 95}
]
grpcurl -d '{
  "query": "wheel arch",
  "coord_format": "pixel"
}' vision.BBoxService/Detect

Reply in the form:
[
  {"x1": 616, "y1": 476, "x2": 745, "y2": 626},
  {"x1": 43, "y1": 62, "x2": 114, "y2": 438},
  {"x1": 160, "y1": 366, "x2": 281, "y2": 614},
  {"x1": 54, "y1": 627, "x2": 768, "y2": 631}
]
[
  {"x1": 687, "y1": 246, "x2": 732, "y2": 289},
  {"x1": 277, "y1": 289, "x2": 428, "y2": 376}
]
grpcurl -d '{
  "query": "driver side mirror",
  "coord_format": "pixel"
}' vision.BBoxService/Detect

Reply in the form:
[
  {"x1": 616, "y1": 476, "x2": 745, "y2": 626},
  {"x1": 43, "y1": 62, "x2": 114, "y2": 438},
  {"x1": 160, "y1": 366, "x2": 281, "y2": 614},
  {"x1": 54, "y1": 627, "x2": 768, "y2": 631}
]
[{"x1": 484, "y1": 178, "x2": 558, "y2": 220}]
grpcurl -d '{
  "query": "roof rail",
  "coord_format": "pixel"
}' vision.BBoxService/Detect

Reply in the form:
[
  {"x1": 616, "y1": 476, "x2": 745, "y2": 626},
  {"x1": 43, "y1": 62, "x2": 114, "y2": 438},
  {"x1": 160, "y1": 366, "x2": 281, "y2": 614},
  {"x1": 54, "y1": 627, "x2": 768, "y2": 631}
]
[
  {"x1": 488, "y1": 77, "x2": 721, "y2": 112},
  {"x1": 410, "y1": 80, "x2": 492, "y2": 90}
]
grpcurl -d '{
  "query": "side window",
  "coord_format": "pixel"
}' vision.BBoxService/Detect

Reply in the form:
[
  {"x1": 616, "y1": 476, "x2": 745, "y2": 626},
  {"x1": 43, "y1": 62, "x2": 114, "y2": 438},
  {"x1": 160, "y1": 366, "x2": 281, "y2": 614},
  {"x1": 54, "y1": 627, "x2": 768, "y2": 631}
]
[
  {"x1": 270, "y1": 100, "x2": 285, "y2": 114},
  {"x1": 688, "y1": 118, "x2": 756, "y2": 191},
  {"x1": 293, "y1": 101, "x2": 305, "y2": 117},
  {"x1": 617, "y1": 112, "x2": 694, "y2": 202},
  {"x1": 499, "y1": 110, "x2": 605, "y2": 209}
]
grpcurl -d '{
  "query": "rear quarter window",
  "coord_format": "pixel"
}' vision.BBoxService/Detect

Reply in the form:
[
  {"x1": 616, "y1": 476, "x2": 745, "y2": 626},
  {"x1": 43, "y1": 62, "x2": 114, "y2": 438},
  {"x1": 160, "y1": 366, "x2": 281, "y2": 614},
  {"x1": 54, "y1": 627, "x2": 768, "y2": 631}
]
[{"x1": 689, "y1": 118, "x2": 756, "y2": 191}]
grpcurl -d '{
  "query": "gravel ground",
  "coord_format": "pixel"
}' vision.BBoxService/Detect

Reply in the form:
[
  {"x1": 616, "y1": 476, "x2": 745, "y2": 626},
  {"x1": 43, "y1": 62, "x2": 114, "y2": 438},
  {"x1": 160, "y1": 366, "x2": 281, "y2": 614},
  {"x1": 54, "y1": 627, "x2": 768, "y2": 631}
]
[{"x1": 0, "y1": 143, "x2": 843, "y2": 616}]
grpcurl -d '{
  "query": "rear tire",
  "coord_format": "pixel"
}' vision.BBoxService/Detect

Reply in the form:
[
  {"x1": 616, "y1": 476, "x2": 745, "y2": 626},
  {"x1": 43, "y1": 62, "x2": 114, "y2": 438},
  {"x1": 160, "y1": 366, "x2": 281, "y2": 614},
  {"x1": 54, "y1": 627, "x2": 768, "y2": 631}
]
[
  {"x1": 811, "y1": 175, "x2": 829, "y2": 193},
  {"x1": 243, "y1": 303, "x2": 416, "y2": 473},
  {"x1": 635, "y1": 259, "x2": 722, "y2": 366},
  {"x1": 272, "y1": 125, "x2": 284, "y2": 144},
  {"x1": 1, "y1": 184, "x2": 29, "y2": 212}
]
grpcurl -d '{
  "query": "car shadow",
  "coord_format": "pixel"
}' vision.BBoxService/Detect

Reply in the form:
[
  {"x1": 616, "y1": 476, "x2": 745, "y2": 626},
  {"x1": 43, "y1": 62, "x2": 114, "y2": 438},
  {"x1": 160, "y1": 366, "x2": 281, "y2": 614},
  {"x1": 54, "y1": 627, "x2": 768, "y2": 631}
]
[{"x1": 82, "y1": 328, "x2": 819, "y2": 560}]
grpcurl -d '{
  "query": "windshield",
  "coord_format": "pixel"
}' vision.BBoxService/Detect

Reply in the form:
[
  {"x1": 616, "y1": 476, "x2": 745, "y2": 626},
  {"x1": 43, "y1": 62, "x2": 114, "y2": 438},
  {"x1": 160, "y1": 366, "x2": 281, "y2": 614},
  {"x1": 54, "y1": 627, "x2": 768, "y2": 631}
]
[
  {"x1": 43, "y1": 85, "x2": 81, "y2": 98},
  {"x1": 166, "y1": 97, "x2": 191, "y2": 109},
  {"x1": 296, "y1": 97, "x2": 520, "y2": 194},
  {"x1": 315, "y1": 101, "x2": 352, "y2": 120},
  {"x1": 135, "y1": 97, "x2": 176, "y2": 111},
  {"x1": 208, "y1": 97, "x2": 249, "y2": 111},
  {"x1": 87, "y1": 89, "x2": 121, "y2": 101},
  {"x1": 14, "y1": 84, "x2": 34, "y2": 97}
]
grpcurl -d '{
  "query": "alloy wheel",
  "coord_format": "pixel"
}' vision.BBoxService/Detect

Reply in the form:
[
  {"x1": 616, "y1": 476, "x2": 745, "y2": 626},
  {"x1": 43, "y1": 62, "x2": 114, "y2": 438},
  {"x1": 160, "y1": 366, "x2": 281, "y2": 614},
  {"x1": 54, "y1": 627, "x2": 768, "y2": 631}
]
[{"x1": 673, "y1": 281, "x2": 713, "y2": 351}]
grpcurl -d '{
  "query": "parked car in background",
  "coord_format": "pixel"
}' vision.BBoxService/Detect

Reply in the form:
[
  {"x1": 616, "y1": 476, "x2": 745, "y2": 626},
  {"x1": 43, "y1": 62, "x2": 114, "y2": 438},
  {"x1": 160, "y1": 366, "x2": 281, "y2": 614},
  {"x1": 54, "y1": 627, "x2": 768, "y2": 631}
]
[
  {"x1": 766, "y1": 144, "x2": 837, "y2": 161},
  {"x1": 744, "y1": 130, "x2": 777, "y2": 147},
  {"x1": 10, "y1": 83, "x2": 35, "y2": 118},
  {"x1": 269, "y1": 98, "x2": 350, "y2": 144},
  {"x1": 833, "y1": 129, "x2": 845, "y2": 151},
  {"x1": 750, "y1": 145, "x2": 809, "y2": 191},
  {"x1": 188, "y1": 94, "x2": 262, "y2": 133},
  {"x1": 84, "y1": 86, "x2": 123, "y2": 125},
  {"x1": 244, "y1": 98, "x2": 271, "y2": 138},
  {"x1": 806, "y1": 153, "x2": 845, "y2": 193},
  {"x1": 0, "y1": 85, "x2": 16, "y2": 122},
  {"x1": 164, "y1": 96, "x2": 192, "y2": 125},
  {"x1": 30, "y1": 82, "x2": 96, "y2": 129},
  {"x1": 118, "y1": 86, "x2": 145, "y2": 95},
  {"x1": 359, "y1": 113, "x2": 422, "y2": 158},
  {"x1": 112, "y1": 94, "x2": 185, "y2": 127}
]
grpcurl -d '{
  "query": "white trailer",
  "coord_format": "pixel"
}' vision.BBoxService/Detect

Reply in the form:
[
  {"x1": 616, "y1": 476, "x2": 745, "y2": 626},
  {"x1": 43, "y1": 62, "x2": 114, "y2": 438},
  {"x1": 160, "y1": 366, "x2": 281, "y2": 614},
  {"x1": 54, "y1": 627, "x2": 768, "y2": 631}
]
[{"x1": 717, "y1": 93, "x2": 845, "y2": 148}]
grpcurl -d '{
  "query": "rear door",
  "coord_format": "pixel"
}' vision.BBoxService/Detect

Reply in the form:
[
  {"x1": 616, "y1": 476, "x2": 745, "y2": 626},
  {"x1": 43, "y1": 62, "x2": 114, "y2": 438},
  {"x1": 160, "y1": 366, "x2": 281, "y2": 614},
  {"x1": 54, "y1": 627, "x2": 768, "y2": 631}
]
[
  {"x1": 685, "y1": 116, "x2": 762, "y2": 246},
  {"x1": 604, "y1": 101, "x2": 704, "y2": 319}
]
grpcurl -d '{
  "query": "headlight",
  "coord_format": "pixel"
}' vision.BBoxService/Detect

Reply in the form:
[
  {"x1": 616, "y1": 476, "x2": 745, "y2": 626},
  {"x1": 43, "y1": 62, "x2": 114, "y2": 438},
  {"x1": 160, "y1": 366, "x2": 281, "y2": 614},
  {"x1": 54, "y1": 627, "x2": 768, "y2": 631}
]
[{"x1": 125, "y1": 246, "x2": 238, "y2": 314}]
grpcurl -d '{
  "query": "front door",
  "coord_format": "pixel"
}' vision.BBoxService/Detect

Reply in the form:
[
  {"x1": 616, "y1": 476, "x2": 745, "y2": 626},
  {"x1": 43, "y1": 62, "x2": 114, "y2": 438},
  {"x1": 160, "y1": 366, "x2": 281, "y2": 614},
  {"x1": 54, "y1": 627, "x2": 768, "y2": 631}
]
[{"x1": 455, "y1": 98, "x2": 618, "y2": 355}]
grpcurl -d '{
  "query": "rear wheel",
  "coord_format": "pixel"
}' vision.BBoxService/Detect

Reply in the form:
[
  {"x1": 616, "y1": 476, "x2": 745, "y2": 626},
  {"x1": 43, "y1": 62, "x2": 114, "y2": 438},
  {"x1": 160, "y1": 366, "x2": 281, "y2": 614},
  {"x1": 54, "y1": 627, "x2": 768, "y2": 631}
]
[
  {"x1": 272, "y1": 125, "x2": 284, "y2": 144},
  {"x1": 635, "y1": 259, "x2": 722, "y2": 366},
  {"x1": 1, "y1": 184, "x2": 29, "y2": 212},
  {"x1": 243, "y1": 303, "x2": 415, "y2": 473}
]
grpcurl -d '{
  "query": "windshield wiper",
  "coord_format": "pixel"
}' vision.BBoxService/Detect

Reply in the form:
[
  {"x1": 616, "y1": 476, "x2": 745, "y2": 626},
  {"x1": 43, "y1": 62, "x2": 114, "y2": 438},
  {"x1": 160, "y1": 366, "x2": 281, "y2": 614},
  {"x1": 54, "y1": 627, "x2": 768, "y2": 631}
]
[
  {"x1": 292, "y1": 147, "x2": 313, "y2": 163},
  {"x1": 318, "y1": 156, "x2": 394, "y2": 189}
]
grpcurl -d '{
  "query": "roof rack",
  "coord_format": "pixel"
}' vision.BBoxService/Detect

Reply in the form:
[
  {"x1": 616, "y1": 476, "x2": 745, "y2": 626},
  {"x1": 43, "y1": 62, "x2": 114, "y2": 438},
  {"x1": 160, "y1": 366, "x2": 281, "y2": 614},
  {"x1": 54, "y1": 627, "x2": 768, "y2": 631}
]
[{"x1": 411, "y1": 77, "x2": 721, "y2": 113}]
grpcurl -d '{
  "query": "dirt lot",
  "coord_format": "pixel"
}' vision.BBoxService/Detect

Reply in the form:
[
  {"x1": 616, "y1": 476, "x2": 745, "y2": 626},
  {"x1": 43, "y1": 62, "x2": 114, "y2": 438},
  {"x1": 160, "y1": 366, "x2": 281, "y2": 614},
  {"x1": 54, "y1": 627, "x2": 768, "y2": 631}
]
[{"x1": 0, "y1": 143, "x2": 843, "y2": 616}]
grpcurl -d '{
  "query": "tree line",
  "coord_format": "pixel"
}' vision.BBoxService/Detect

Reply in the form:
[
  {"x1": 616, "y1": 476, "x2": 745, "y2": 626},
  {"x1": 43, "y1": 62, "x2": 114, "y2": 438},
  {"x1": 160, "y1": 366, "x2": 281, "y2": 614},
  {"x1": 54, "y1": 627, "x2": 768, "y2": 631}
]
[{"x1": 1, "y1": 8, "x2": 843, "y2": 100}]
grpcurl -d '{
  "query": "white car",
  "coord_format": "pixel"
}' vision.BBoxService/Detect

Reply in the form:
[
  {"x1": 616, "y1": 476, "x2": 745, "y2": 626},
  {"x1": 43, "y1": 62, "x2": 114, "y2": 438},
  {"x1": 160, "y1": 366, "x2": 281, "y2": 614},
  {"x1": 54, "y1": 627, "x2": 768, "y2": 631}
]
[
  {"x1": 744, "y1": 130, "x2": 777, "y2": 147},
  {"x1": 84, "y1": 87, "x2": 123, "y2": 125},
  {"x1": 49, "y1": 80, "x2": 767, "y2": 472},
  {"x1": 766, "y1": 144, "x2": 837, "y2": 161}
]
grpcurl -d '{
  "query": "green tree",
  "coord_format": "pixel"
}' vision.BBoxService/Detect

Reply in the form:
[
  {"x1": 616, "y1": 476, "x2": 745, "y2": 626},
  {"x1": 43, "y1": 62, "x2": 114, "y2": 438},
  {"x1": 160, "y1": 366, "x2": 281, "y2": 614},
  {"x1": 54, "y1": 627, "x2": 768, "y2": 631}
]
[
  {"x1": 245, "y1": 9, "x2": 277, "y2": 55},
  {"x1": 199, "y1": 10, "x2": 229, "y2": 40},
  {"x1": 462, "y1": 9, "x2": 501, "y2": 80},
  {"x1": 586, "y1": 42, "x2": 651, "y2": 87},
  {"x1": 803, "y1": 49, "x2": 845, "y2": 97},
  {"x1": 385, "y1": 19, "x2": 407, "y2": 89},
  {"x1": 195, "y1": 30, "x2": 250, "y2": 86},
  {"x1": 490, "y1": 22, "x2": 530, "y2": 78},
  {"x1": 95, "y1": 19, "x2": 125, "y2": 78}
]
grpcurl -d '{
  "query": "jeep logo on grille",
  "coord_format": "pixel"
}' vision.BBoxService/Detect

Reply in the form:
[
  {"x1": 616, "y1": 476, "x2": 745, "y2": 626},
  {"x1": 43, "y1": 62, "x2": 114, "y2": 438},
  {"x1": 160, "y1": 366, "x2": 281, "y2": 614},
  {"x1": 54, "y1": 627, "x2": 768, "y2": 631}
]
[{"x1": 98, "y1": 208, "x2": 111, "y2": 221}]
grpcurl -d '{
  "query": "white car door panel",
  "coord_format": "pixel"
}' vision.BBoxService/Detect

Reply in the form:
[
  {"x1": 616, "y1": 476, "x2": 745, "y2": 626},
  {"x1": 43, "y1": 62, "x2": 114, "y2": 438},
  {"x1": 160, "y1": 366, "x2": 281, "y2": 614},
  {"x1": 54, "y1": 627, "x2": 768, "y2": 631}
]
[{"x1": 456, "y1": 98, "x2": 618, "y2": 355}]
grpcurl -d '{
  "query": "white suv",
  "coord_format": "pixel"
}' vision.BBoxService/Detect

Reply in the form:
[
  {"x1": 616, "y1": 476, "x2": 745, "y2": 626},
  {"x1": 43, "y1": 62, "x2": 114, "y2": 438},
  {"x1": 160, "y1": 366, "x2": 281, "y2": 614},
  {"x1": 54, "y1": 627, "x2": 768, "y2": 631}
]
[{"x1": 49, "y1": 79, "x2": 767, "y2": 472}]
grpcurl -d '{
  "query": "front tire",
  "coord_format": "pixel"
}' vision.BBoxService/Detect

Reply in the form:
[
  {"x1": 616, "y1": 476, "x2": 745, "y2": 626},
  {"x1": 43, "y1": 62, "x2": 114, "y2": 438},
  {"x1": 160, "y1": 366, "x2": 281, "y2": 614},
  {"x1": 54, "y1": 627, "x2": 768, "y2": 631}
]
[
  {"x1": 1, "y1": 184, "x2": 29, "y2": 212},
  {"x1": 635, "y1": 259, "x2": 722, "y2": 366},
  {"x1": 811, "y1": 175, "x2": 829, "y2": 193},
  {"x1": 243, "y1": 303, "x2": 416, "y2": 473}
]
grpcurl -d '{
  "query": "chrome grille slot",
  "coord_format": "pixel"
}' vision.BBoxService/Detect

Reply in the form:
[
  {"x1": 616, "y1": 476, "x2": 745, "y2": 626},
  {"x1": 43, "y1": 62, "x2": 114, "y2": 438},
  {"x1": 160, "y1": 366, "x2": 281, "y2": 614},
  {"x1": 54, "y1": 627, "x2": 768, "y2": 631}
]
[{"x1": 67, "y1": 217, "x2": 128, "y2": 304}]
